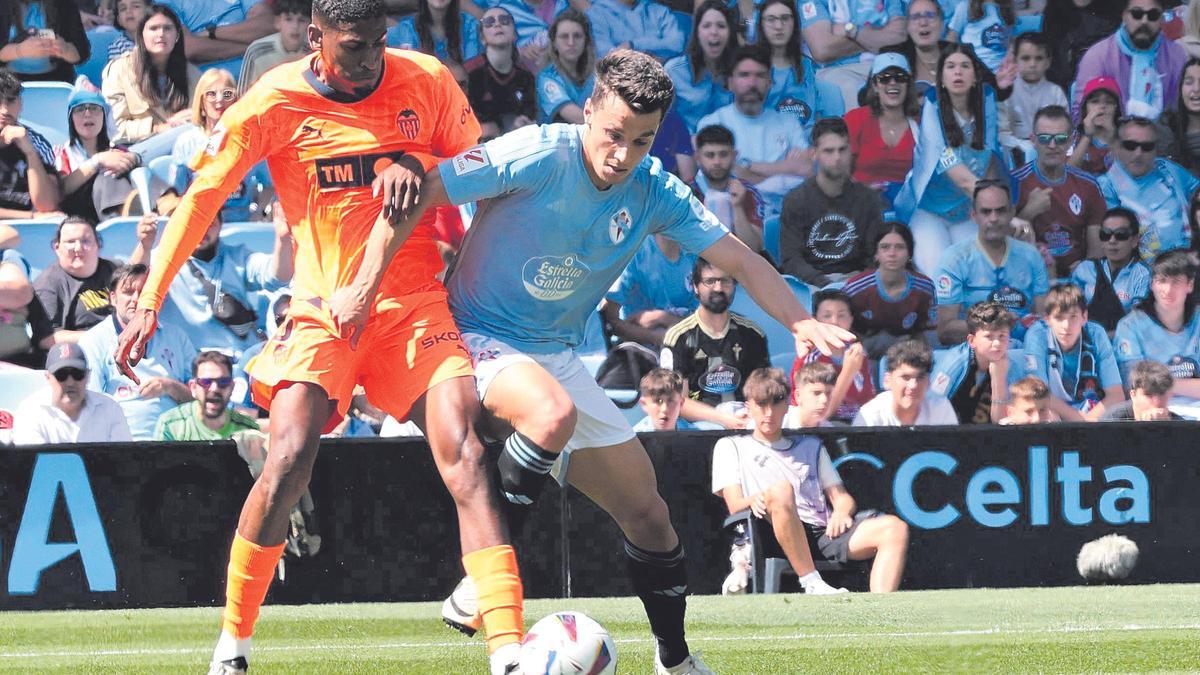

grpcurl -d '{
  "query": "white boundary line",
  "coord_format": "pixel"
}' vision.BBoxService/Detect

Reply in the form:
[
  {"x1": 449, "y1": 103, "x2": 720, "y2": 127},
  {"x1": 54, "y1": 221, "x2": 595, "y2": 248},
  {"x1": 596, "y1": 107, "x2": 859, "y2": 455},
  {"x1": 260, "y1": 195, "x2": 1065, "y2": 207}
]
[{"x1": 2, "y1": 623, "x2": 1199, "y2": 660}]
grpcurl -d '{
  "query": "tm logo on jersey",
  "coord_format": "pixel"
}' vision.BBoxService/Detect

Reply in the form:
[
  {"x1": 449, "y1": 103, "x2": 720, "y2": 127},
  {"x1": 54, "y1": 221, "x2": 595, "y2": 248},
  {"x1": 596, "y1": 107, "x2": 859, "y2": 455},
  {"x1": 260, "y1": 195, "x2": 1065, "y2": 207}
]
[{"x1": 522, "y1": 254, "x2": 591, "y2": 301}]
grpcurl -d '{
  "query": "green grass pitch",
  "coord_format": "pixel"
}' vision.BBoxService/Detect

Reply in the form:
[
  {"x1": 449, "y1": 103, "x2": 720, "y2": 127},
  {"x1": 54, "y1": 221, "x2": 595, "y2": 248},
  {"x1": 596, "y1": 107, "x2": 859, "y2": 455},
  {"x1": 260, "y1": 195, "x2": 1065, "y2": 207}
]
[{"x1": 2, "y1": 585, "x2": 1199, "y2": 673}]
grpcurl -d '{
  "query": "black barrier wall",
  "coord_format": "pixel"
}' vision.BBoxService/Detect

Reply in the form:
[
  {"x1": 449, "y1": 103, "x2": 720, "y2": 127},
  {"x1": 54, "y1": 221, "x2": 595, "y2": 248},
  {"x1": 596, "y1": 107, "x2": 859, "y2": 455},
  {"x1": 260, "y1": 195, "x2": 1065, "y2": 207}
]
[{"x1": 1, "y1": 424, "x2": 1197, "y2": 610}]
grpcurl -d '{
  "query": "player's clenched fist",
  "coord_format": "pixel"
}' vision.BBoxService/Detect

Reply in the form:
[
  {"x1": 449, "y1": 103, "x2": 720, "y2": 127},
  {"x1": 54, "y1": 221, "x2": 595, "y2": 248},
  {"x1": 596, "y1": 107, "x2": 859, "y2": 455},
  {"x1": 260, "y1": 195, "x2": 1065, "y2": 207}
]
[
  {"x1": 329, "y1": 285, "x2": 371, "y2": 349},
  {"x1": 373, "y1": 154, "x2": 426, "y2": 222}
]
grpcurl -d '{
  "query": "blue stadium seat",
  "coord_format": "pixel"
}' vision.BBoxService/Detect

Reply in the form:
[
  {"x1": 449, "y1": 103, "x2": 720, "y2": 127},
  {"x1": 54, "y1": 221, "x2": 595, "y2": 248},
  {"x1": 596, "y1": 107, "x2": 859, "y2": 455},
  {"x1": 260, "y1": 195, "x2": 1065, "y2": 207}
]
[
  {"x1": 97, "y1": 216, "x2": 164, "y2": 262},
  {"x1": 18, "y1": 81, "x2": 73, "y2": 147},
  {"x1": 763, "y1": 214, "x2": 781, "y2": 264},
  {"x1": 0, "y1": 367, "x2": 48, "y2": 416},
  {"x1": 220, "y1": 222, "x2": 275, "y2": 255},
  {"x1": 728, "y1": 274, "x2": 812, "y2": 372},
  {"x1": 8, "y1": 218, "x2": 65, "y2": 278},
  {"x1": 80, "y1": 27, "x2": 122, "y2": 87},
  {"x1": 147, "y1": 155, "x2": 174, "y2": 189}
]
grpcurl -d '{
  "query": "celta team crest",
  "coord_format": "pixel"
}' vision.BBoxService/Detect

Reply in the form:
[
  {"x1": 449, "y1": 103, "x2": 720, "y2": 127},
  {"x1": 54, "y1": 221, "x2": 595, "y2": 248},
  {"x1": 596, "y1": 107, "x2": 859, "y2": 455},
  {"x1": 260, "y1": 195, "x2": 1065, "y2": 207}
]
[
  {"x1": 1069, "y1": 193, "x2": 1083, "y2": 216},
  {"x1": 396, "y1": 109, "x2": 421, "y2": 139},
  {"x1": 610, "y1": 208, "x2": 632, "y2": 244}
]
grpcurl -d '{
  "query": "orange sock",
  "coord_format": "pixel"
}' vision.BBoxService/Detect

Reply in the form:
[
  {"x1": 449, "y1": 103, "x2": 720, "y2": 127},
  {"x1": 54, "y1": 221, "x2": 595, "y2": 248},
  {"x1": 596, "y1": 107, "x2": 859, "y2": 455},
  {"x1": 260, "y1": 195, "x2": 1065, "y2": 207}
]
[
  {"x1": 221, "y1": 533, "x2": 286, "y2": 639},
  {"x1": 462, "y1": 545, "x2": 524, "y2": 653}
]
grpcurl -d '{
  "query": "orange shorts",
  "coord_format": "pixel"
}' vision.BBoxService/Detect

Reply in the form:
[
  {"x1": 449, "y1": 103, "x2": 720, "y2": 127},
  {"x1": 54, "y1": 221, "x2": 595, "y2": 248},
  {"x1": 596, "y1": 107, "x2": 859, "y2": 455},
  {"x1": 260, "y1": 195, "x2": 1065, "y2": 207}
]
[{"x1": 246, "y1": 289, "x2": 473, "y2": 433}]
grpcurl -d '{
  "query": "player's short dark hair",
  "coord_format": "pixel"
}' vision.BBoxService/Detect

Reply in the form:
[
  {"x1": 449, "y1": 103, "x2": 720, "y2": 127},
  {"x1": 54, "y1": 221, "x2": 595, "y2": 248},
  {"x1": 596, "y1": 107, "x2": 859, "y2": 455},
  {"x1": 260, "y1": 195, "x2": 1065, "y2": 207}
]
[
  {"x1": 794, "y1": 361, "x2": 837, "y2": 387},
  {"x1": 639, "y1": 368, "x2": 685, "y2": 399},
  {"x1": 108, "y1": 263, "x2": 148, "y2": 293},
  {"x1": 812, "y1": 289, "x2": 852, "y2": 315},
  {"x1": 1044, "y1": 283, "x2": 1088, "y2": 315},
  {"x1": 886, "y1": 339, "x2": 933, "y2": 374},
  {"x1": 53, "y1": 216, "x2": 102, "y2": 248},
  {"x1": 275, "y1": 0, "x2": 312, "y2": 16},
  {"x1": 731, "y1": 44, "x2": 771, "y2": 73},
  {"x1": 743, "y1": 367, "x2": 789, "y2": 403},
  {"x1": 1104, "y1": 206, "x2": 1141, "y2": 234},
  {"x1": 591, "y1": 49, "x2": 675, "y2": 118},
  {"x1": 966, "y1": 301, "x2": 1016, "y2": 334},
  {"x1": 1033, "y1": 104, "x2": 1070, "y2": 129},
  {"x1": 1150, "y1": 249, "x2": 1196, "y2": 280},
  {"x1": 1009, "y1": 375, "x2": 1050, "y2": 402},
  {"x1": 810, "y1": 117, "x2": 848, "y2": 146},
  {"x1": 1129, "y1": 360, "x2": 1173, "y2": 395},
  {"x1": 695, "y1": 124, "x2": 734, "y2": 149},
  {"x1": 1013, "y1": 31, "x2": 1049, "y2": 57},
  {"x1": 193, "y1": 350, "x2": 234, "y2": 378},
  {"x1": 0, "y1": 69, "x2": 20, "y2": 101},
  {"x1": 313, "y1": 0, "x2": 383, "y2": 26}
]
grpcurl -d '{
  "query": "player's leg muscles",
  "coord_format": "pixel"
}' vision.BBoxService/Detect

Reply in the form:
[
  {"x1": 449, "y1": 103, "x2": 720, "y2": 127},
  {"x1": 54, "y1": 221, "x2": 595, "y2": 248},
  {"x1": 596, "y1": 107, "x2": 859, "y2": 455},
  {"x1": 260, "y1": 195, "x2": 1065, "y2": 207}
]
[
  {"x1": 483, "y1": 362, "x2": 576, "y2": 533},
  {"x1": 565, "y1": 439, "x2": 691, "y2": 668},
  {"x1": 412, "y1": 375, "x2": 524, "y2": 653}
]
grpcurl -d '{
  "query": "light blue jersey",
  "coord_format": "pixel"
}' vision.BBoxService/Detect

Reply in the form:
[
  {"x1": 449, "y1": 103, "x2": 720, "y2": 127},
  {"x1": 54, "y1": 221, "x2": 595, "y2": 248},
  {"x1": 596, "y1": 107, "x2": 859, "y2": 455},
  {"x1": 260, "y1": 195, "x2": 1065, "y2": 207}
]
[
  {"x1": 665, "y1": 55, "x2": 733, "y2": 133},
  {"x1": 7, "y1": 3, "x2": 52, "y2": 75},
  {"x1": 798, "y1": 0, "x2": 903, "y2": 68},
  {"x1": 587, "y1": 0, "x2": 685, "y2": 60},
  {"x1": 1097, "y1": 158, "x2": 1200, "y2": 259},
  {"x1": 919, "y1": 117, "x2": 997, "y2": 220},
  {"x1": 935, "y1": 236, "x2": 1050, "y2": 320},
  {"x1": 1070, "y1": 258, "x2": 1151, "y2": 314},
  {"x1": 1023, "y1": 319, "x2": 1121, "y2": 409},
  {"x1": 767, "y1": 61, "x2": 822, "y2": 131},
  {"x1": 536, "y1": 63, "x2": 595, "y2": 123},
  {"x1": 1114, "y1": 308, "x2": 1200, "y2": 383},
  {"x1": 697, "y1": 105, "x2": 808, "y2": 164},
  {"x1": 948, "y1": 1, "x2": 1010, "y2": 73},
  {"x1": 386, "y1": 14, "x2": 482, "y2": 63},
  {"x1": 78, "y1": 314, "x2": 196, "y2": 440},
  {"x1": 442, "y1": 124, "x2": 730, "y2": 353},
  {"x1": 159, "y1": 243, "x2": 285, "y2": 357},
  {"x1": 161, "y1": 0, "x2": 258, "y2": 73},
  {"x1": 605, "y1": 236, "x2": 698, "y2": 317}
]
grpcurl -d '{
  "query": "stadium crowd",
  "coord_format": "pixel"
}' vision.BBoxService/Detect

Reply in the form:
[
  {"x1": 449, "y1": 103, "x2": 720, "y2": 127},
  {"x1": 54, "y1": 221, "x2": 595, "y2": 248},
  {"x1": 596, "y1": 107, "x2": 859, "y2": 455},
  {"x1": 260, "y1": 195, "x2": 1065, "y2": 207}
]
[{"x1": 0, "y1": 0, "x2": 1197, "y2": 595}]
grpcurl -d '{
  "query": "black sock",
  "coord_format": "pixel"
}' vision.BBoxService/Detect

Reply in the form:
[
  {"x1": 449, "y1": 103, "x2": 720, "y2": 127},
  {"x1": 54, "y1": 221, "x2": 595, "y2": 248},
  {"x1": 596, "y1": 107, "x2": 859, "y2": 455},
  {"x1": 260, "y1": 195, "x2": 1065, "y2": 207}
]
[
  {"x1": 625, "y1": 538, "x2": 689, "y2": 668},
  {"x1": 495, "y1": 432, "x2": 557, "y2": 536}
]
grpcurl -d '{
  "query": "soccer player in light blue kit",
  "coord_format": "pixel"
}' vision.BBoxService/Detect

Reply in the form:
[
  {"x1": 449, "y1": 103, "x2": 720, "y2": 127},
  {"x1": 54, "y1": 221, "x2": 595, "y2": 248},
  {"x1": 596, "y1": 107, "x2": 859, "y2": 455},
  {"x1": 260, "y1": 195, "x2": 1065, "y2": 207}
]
[{"x1": 333, "y1": 49, "x2": 852, "y2": 675}]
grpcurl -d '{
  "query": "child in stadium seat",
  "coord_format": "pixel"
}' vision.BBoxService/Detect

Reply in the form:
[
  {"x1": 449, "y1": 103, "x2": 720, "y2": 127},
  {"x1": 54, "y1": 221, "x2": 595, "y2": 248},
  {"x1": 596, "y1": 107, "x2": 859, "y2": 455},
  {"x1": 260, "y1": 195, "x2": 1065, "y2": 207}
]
[
  {"x1": 238, "y1": 0, "x2": 314, "y2": 95},
  {"x1": 842, "y1": 221, "x2": 936, "y2": 360},
  {"x1": 1022, "y1": 283, "x2": 1125, "y2": 421},
  {"x1": 791, "y1": 289, "x2": 875, "y2": 424},
  {"x1": 1100, "y1": 360, "x2": 1185, "y2": 420},
  {"x1": 929, "y1": 301, "x2": 1027, "y2": 424},
  {"x1": 998, "y1": 375, "x2": 1060, "y2": 424},
  {"x1": 713, "y1": 367, "x2": 910, "y2": 592},
  {"x1": 1070, "y1": 207, "x2": 1152, "y2": 335},
  {"x1": 633, "y1": 368, "x2": 698, "y2": 432},
  {"x1": 854, "y1": 338, "x2": 957, "y2": 425},
  {"x1": 784, "y1": 360, "x2": 837, "y2": 428}
]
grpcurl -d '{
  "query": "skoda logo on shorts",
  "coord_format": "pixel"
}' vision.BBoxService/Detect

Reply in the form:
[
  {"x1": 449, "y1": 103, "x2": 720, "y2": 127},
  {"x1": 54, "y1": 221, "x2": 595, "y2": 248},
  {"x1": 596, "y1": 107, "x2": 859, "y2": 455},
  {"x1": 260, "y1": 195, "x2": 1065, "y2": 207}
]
[
  {"x1": 521, "y1": 254, "x2": 591, "y2": 301},
  {"x1": 701, "y1": 363, "x2": 741, "y2": 394}
]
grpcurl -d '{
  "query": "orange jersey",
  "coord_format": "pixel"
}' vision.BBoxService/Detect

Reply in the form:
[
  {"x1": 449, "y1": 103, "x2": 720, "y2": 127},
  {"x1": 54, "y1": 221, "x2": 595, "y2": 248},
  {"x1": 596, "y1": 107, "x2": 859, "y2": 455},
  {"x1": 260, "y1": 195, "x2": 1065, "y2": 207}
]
[{"x1": 139, "y1": 49, "x2": 481, "y2": 317}]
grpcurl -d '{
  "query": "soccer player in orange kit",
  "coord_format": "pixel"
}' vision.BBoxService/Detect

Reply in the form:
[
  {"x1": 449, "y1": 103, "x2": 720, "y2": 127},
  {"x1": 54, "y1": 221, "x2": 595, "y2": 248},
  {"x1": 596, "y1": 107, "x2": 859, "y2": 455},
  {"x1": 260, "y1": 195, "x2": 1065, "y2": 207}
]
[{"x1": 112, "y1": 0, "x2": 524, "y2": 673}]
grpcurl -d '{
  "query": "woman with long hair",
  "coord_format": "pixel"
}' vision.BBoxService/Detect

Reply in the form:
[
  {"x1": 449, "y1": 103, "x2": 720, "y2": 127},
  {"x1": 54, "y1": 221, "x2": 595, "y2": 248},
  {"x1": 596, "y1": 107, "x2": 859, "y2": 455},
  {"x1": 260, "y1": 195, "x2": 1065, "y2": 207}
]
[
  {"x1": 755, "y1": 0, "x2": 828, "y2": 128},
  {"x1": 0, "y1": 0, "x2": 88, "y2": 83},
  {"x1": 102, "y1": 4, "x2": 198, "y2": 146},
  {"x1": 895, "y1": 43, "x2": 1006, "y2": 275},
  {"x1": 387, "y1": 0, "x2": 481, "y2": 64},
  {"x1": 54, "y1": 82, "x2": 139, "y2": 222},
  {"x1": 842, "y1": 221, "x2": 936, "y2": 359},
  {"x1": 536, "y1": 9, "x2": 594, "y2": 123},
  {"x1": 1163, "y1": 58, "x2": 1200, "y2": 177},
  {"x1": 170, "y1": 69, "x2": 272, "y2": 221},
  {"x1": 845, "y1": 53, "x2": 920, "y2": 207},
  {"x1": 946, "y1": 0, "x2": 1015, "y2": 74},
  {"x1": 1068, "y1": 76, "x2": 1121, "y2": 175},
  {"x1": 664, "y1": 0, "x2": 736, "y2": 133}
]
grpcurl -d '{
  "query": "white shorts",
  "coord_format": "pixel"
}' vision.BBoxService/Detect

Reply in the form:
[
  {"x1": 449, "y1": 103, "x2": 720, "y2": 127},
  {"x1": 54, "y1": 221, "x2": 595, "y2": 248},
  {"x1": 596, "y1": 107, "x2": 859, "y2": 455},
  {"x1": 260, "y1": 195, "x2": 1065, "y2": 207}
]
[{"x1": 463, "y1": 332, "x2": 637, "y2": 483}]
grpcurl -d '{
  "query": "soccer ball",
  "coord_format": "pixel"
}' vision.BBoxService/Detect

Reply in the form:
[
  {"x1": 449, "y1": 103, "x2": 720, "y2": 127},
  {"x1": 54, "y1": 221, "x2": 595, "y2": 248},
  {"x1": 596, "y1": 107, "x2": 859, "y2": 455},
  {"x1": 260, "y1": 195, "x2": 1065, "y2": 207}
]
[{"x1": 518, "y1": 611, "x2": 617, "y2": 675}]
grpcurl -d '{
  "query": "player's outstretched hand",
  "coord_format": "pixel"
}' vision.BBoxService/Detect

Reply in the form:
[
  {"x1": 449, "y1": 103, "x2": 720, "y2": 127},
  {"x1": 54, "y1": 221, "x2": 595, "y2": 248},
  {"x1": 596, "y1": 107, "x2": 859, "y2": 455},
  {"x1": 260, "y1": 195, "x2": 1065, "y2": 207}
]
[
  {"x1": 793, "y1": 318, "x2": 855, "y2": 357},
  {"x1": 373, "y1": 154, "x2": 426, "y2": 221},
  {"x1": 330, "y1": 286, "x2": 370, "y2": 350},
  {"x1": 114, "y1": 308, "x2": 159, "y2": 384}
]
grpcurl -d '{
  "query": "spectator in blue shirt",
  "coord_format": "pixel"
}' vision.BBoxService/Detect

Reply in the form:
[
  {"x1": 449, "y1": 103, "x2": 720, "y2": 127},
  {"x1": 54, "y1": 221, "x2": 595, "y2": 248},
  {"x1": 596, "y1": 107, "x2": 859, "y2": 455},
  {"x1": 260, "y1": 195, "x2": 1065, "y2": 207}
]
[
  {"x1": 929, "y1": 300, "x2": 1027, "y2": 423},
  {"x1": 946, "y1": 0, "x2": 1015, "y2": 74},
  {"x1": 536, "y1": 8, "x2": 594, "y2": 123},
  {"x1": 387, "y1": 0, "x2": 481, "y2": 64},
  {"x1": 78, "y1": 262, "x2": 196, "y2": 439},
  {"x1": 586, "y1": 0, "x2": 684, "y2": 61},
  {"x1": 1114, "y1": 250, "x2": 1200, "y2": 402},
  {"x1": 1022, "y1": 283, "x2": 1125, "y2": 421},
  {"x1": 161, "y1": 0, "x2": 275, "y2": 74},
  {"x1": 935, "y1": 180, "x2": 1050, "y2": 344},
  {"x1": 602, "y1": 233, "x2": 699, "y2": 347},
  {"x1": 797, "y1": 0, "x2": 906, "y2": 111},
  {"x1": 1070, "y1": 206, "x2": 1152, "y2": 333},
  {"x1": 756, "y1": 0, "x2": 828, "y2": 132},
  {"x1": 664, "y1": 0, "x2": 735, "y2": 133}
]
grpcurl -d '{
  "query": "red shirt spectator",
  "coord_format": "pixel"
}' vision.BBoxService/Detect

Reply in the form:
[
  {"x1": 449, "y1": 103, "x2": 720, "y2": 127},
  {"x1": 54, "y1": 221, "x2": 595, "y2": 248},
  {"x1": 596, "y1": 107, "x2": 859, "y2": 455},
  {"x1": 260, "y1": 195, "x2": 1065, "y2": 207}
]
[
  {"x1": 845, "y1": 105, "x2": 916, "y2": 186},
  {"x1": 1014, "y1": 162, "x2": 1106, "y2": 278}
]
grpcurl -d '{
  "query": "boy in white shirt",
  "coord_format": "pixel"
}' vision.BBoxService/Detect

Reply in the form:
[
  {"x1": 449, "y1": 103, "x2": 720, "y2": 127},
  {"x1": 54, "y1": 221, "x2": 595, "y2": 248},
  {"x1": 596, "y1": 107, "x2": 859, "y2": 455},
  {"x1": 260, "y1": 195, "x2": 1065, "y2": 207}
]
[
  {"x1": 1008, "y1": 32, "x2": 1069, "y2": 141},
  {"x1": 854, "y1": 339, "x2": 959, "y2": 426},
  {"x1": 713, "y1": 367, "x2": 910, "y2": 593}
]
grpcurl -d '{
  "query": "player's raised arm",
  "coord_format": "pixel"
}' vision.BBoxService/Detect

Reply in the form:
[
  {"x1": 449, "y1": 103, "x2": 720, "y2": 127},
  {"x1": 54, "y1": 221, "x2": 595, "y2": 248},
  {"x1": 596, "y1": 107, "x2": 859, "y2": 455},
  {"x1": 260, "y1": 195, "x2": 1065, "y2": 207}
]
[{"x1": 700, "y1": 233, "x2": 855, "y2": 356}]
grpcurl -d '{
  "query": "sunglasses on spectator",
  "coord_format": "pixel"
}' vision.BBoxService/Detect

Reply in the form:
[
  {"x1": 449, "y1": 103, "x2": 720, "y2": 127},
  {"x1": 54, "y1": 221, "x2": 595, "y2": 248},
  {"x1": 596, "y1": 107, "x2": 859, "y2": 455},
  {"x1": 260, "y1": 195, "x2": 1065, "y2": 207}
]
[
  {"x1": 1035, "y1": 133, "x2": 1070, "y2": 146},
  {"x1": 481, "y1": 14, "x2": 514, "y2": 27},
  {"x1": 1099, "y1": 228, "x2": 1135, "y2": 242},
  {"x1": 1120, "y1": 139, "x2": 1156, "y2": 152},
  {"x1": 195, "y1": 376, "x2": 234, "y2": 389},
  {"x1": 876, "y1": 72, "x2": 910, "y2": 84},
  {"x1": 203, "y1": 89, "x2": 237, "y2": 102},
  {"x1": 909, "y1": 10, "x2": 938, "y2": 21},
  {"x1": 1127, "y1": 7, "x2": 1163, "y2": 21},
  {"x1": 53, "y1": 367, "x2": 87, "y2": 382}
]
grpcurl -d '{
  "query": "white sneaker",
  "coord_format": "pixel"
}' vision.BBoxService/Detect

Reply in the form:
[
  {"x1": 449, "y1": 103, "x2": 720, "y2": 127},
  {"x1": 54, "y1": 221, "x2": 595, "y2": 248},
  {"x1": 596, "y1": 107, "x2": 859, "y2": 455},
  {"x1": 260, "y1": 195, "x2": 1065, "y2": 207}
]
[
  {"x1": 803, "y1": 579, "x2": 849, "y2": 595},
  {"x1": 442, "y1": 576, "x2": 482, "y2": 636},
  {"x1": 655, "y1": 650, "x2": 716, "y2": 675}
]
